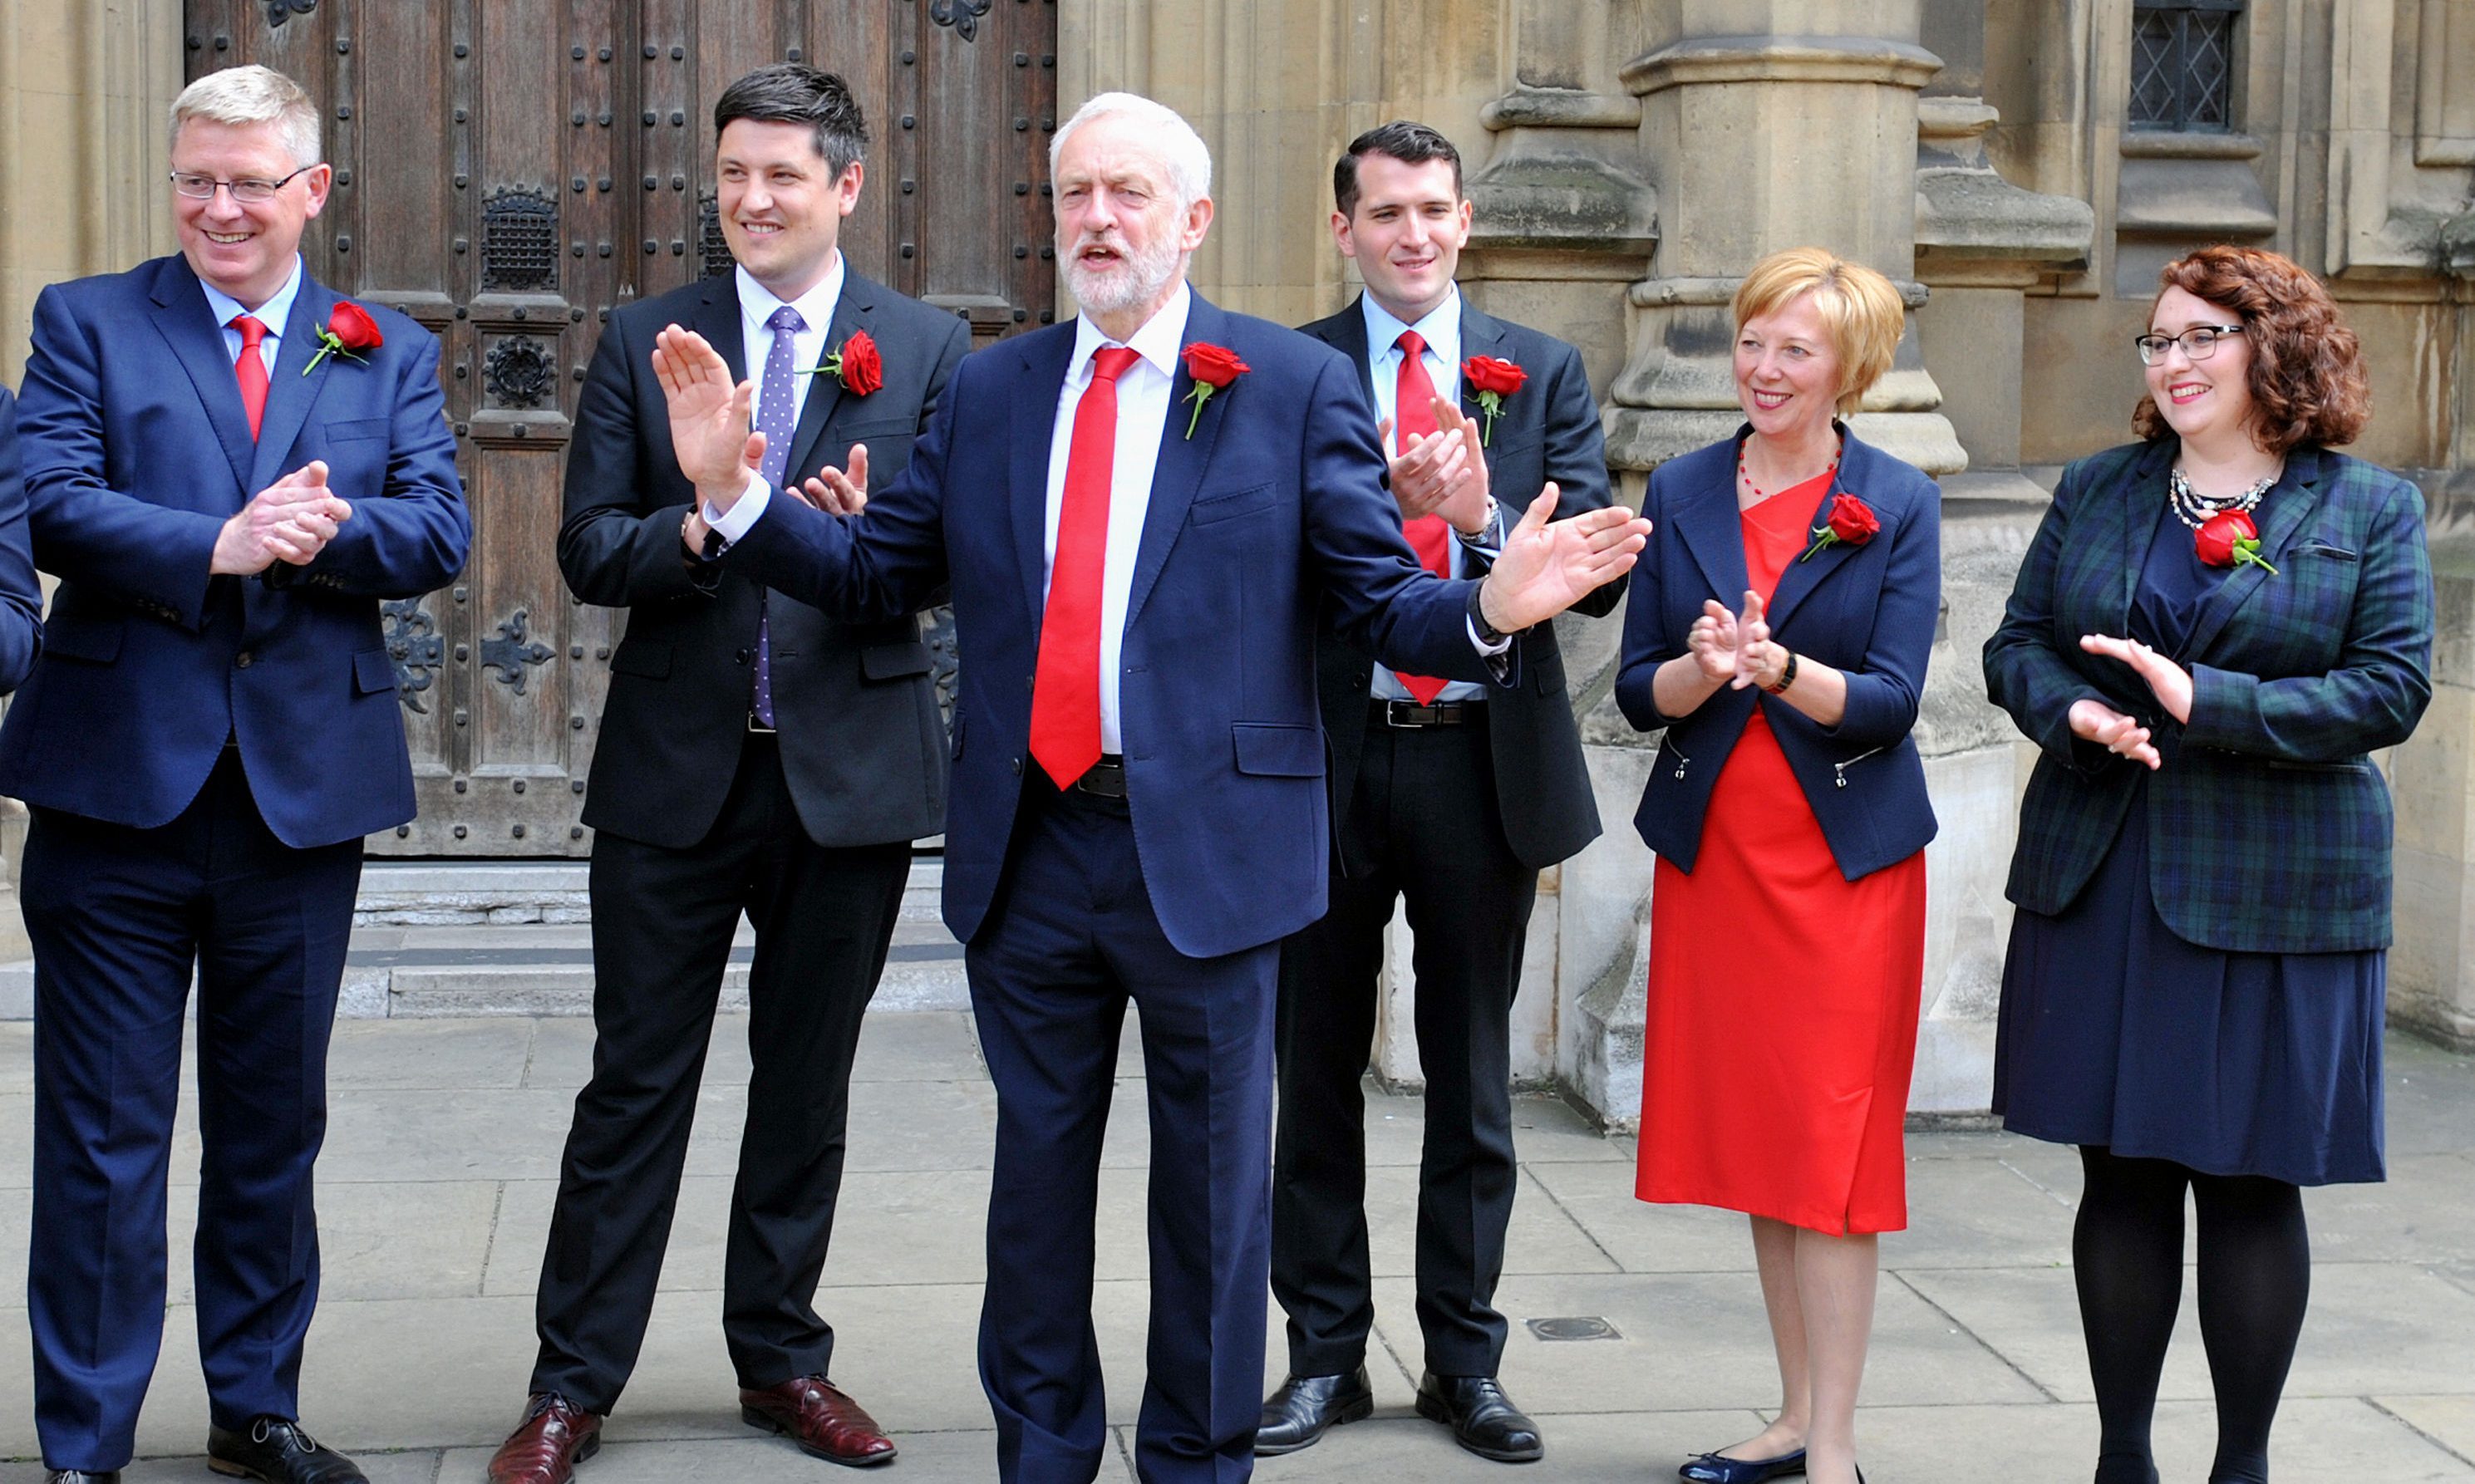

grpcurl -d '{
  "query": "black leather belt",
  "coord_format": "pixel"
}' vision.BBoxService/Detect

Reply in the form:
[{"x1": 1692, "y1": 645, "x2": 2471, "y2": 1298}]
[
  {"x1": 1375, "y1": 699, "x2": 1482, "y2": 729},
  {"x1": 1074, "y1": 756, "x2": 1128, "y2": 798}
]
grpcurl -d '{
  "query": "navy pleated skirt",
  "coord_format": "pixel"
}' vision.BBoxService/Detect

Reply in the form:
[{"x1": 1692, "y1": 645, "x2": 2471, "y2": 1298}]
[{"x1": 1993, "y1": 778, "x2": 2387, "y2": 1187}]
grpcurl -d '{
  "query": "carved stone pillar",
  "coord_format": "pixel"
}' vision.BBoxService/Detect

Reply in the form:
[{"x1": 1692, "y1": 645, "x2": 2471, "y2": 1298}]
[{"x1": 1603, "y1": 3, "x2": 1966, "y2": 479}]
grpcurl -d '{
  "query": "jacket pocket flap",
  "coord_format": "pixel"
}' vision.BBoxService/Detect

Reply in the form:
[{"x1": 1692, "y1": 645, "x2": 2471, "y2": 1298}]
[
  {"x1": 609, "y1": 641, "x2": 671, "y2": 679},
  {"x1": 327, "y1": 416, "x2": 391, "y2": 442},
  {"x1": 353, "y1": 646, "x2": 399, "y2": 694},
  {"x1": 1190, "y1": 483, "x2": 1278, "y2": 525},
  {"x1": 42, "y1": 613, "x2": 124, "y2": 662},
  {"x1": 1233, "y1": 722, "x2": 1322, "y2": 777},
  {"x1": 2296, "y1": 543, "x2": 2360, "y2": 562},
  {"x1": 862, "y1": 641, "x2": 934, "y2": 680}
]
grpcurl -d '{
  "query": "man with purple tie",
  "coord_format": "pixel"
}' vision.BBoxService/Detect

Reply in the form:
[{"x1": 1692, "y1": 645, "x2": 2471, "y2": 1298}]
[
  {"x1": 2, "y1": 65, "x2": 470, "y2": 1484},
  {"x1": 649, "y1": 93, "x2": 1650, "y2": 1483},
  {"x1": 485, "y1": 64, "x2": 968, "y2": 1484}
]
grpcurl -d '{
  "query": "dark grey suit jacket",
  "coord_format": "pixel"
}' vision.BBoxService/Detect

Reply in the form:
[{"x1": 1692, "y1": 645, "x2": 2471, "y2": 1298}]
[
  {"x1": 558, "y1": 269, "x2": 970, "y2": 849},
  {"x1": 1299, "y1": 295, "x2": 1616, "y2": 872}
]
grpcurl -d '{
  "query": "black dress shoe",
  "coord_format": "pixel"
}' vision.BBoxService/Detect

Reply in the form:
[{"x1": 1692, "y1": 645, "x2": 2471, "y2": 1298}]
[
  {"x1": 47, "y1": 1472, "x2": 122, "y2": 1483},
  {"x1": 1415, "y1": 1373, "x2": 1543, "y2": 1463},
  {"x1": 207, "y1": 1417, "x2": 370, "y2": 1484},
  {"x1": 1255, "y1": 1367, "x2": 1375, "y2": 1456}
]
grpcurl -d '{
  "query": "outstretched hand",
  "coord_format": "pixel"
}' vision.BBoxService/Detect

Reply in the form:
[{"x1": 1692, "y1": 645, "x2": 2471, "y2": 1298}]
[
  {"x1": 2069, "y1": 696, "x2": 2161, "y2": 769},
  {"x1": 652, "y1": 325, "x2": 763, "y2": 512},
  {"x1": 1476, "y1": 485, "x2": 1652, "y2": 634},
  {"x1": 792, "y1": 442, "x2": 870, "y2": 516}
]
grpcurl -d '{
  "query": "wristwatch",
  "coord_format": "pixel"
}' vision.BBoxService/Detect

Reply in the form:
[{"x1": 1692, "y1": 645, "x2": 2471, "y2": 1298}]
[{"x1": 1467, "y1": 582, "x2": 1517, "y2": 645}]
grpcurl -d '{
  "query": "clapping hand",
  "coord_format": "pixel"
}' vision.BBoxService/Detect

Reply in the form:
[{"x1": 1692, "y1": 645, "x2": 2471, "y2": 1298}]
[
  {"x1": 2079, "y1": 634, "x2": 2194, "y2": 725},
  {"x1": 1381, "y1": 397, "x2": 1492, "y2": 535},
  {"x1": 1687, "y1": 597, "x2": 1744, "y2": 684},
  {"x1": 213, "y1": 461, "x2": 353, "y2": 574},
  {"x1": 1732, "y1": 590, "x2": 1789, "y2": 690},
  {"x1": 2069, "y1": 696, "x2": 2161, "y2": 769},
  {"x1": 1475, "y1": 484, "x2": 1652, "y2": 633},
  {"x1": 652, "y1": 325, "x2": 762, "y2": 512},
  {"x1": 791, "y1": 442, "x2": 870, "y2": 516}
]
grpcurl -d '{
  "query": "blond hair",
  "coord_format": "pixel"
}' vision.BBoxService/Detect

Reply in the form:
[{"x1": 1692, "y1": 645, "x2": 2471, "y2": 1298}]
[
  {"x1": 1731, "y1": 248, "x2": 1904, "y2": 416},
  {"x1": 170, "y1": 65, "x2": 321, "y2": 168}
]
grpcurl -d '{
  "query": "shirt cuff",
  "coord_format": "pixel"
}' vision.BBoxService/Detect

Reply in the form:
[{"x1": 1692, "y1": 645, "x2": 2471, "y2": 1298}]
[
  {"x1": 1466, "y1": 615, "x2": 1513, "y2": 657},
  {"x1": 701, "y1": 475, "x2": 774, "y2": 548}
]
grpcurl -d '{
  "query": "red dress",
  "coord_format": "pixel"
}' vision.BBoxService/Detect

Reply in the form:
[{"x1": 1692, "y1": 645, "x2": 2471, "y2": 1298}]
[{"x1": 1635, "y1": 473, "x2": 1926, "y2": 1235}]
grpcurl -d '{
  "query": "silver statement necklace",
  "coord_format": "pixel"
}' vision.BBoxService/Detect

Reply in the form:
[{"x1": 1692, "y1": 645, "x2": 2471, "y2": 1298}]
[{"x1": 2168, "y1": 464, "x2": 2281, "y2": 531}]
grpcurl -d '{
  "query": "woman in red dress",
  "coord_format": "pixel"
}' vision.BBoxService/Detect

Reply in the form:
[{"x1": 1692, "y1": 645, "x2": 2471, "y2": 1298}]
[{"x1": 1614, "y1": 248, "x2": 1943, "y2": 1484}]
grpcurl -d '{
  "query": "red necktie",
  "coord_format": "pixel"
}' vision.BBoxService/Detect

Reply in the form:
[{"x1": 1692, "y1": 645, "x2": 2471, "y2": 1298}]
[
  {"x1": 232, "y1": 314, "x2": 269, "y2": 441},
  {"x1": 1030, "y1": 345, "x2": 1144, "y2": 788},
  {"x1": 1391, "y1": 330, "x2": 1451, "y2": 705}
]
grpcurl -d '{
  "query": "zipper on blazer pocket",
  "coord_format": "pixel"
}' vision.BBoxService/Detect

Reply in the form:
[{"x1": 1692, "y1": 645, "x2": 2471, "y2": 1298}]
[{"x1": 1833, "y1": 744, "x2": 1887, "y2": 789}]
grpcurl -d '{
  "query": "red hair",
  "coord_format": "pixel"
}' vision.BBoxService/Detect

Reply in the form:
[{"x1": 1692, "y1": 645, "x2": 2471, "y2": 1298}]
[{"x1": 2132, "y1": 245, "x2": 2370, "y2": 454}]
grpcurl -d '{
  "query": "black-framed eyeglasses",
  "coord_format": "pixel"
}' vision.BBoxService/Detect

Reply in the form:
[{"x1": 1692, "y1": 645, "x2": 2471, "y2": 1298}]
[
  {"x1": 169, "y1": 163, "x2": 319, "y2": 204},
  {"x1": 2134, "y1": 323, "x2": 2244, "y2": 365}
]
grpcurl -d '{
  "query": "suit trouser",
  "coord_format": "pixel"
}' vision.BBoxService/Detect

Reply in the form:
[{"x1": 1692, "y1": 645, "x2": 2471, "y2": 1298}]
[
  {"x1": 530, "y1": 731, "x2": 913, "y2": 1410},
  {"x1": 1270, "y1": 716, "x2": 1538, "y2": 1378},
  {"x1": 967, "y1": 781, "x2": 1279, "y2": 1484},
  {"x1": 23, "y1": 751, "x2": 362, "y2": 1472}
]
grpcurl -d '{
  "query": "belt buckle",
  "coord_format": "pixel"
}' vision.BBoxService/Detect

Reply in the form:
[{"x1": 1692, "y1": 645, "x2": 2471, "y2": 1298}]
[
  {"x1": 1385, "y1": 700, "x2": 1444, "y2": 728},
  {"x1": 1073, "y1": 758, "x2": 1128, "y2": 799},
  {"x1": 748, "y1": 712, "x2": 777, "y2": 735}
]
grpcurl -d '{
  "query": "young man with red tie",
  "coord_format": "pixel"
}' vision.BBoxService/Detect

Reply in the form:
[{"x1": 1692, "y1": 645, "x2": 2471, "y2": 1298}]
[
  {"x1": 1257, "y1": 121, "x2": 1621, "y2": 1464},
  {"x1": 3, "y1": 65, "x2": 470, "y2": 1484},
  {"x1": 647, "y1": 93, "x2": 1648, "y2": 1484}
]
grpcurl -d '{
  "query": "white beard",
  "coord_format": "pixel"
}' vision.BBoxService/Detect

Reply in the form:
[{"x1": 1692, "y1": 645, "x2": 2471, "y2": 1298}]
[{"x1": 1062, "y1": 229, "x2": 1184, "y2": 321}]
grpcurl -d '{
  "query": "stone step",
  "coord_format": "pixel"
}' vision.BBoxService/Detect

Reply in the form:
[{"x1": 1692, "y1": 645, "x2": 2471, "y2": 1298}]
[{"x1": 351, "y1": 854, "x2": 946, "y2": 926}]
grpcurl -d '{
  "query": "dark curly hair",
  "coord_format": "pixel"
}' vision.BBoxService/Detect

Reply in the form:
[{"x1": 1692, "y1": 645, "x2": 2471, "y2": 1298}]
[{"x1": 2132, "y1": 244, "x2": 2370, "y2": 454}]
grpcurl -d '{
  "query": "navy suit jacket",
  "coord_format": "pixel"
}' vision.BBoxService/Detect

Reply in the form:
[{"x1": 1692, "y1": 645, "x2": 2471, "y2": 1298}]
[
  {"x1": 0, "y1": 389, "x2": 45, "y2": 691},
  {"x1": 1299, "y1": 297, "x2": 1614, "y2": 872},
  {"x1": 1615, "y1": 426, "x2": 1941, "y2": 880},
  {"x1": 0, "y1": 255, "x2": 471, "y2": 848},
  {"x1": 724, "y1": 292, "x2": 1489, "y2": 959}
]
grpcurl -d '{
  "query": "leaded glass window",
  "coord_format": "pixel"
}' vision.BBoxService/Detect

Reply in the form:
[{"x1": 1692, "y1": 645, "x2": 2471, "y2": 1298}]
[{"x1": 2131, "y1": 0, "x2": 2242, "y2": 132}]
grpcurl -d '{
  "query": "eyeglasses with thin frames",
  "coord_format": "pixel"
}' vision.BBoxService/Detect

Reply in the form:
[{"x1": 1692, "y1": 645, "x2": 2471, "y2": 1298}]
[
  {"x1": 2134, "y1": 323, "x2": 2244, "y2": 366},
  {"x1": 168, "y1": 163, "x2": 320, "y2": 204}
]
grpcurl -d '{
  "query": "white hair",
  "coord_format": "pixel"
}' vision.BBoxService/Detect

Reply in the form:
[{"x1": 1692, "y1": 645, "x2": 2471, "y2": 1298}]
[
  {"x1": 1048, "y1": 91, "x2": 1212, "y2": 210},
  {"x1": 170, "y1": 65, "x2": 321, "y2": 168}
]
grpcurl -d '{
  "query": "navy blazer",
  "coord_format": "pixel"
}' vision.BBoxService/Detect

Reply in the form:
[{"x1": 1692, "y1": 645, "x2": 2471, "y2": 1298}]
[
  {"x1": 1984, "y1": 440, "x2": 2432, "y2": 953},
  {"x1": 1299, "y1": 296, "x2": 1614, "y2": 872},
  {"x1": 0, "y1": 255, "x2": 471, "y2": 848},
  {"x1": 0, "y1": 388, "x2": 45, "y2": 690},
  {"x1": 723, "y1": 292, "x2": 1489, "y2": 959},
  {"x1": 1615, "y1": 426, "x2": 1941, "y2": 880}
]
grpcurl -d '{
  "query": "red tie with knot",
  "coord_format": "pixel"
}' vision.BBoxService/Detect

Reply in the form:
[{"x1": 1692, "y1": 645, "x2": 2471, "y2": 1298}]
[
  {"x1": 1391, "y1": 329, "x2": 1452, "y2": 705},
  {"x1": 1030, "y1": 344, "x2": 1144, "y2": 789},
  {"x1": 232, "y1": 314, "x2": 269, "y2": 441}
]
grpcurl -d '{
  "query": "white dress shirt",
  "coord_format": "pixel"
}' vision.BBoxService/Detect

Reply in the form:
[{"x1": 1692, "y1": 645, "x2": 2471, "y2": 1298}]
[
  {"x1": 1362, "y1": 288, "x2": 1499, "y2": 704},
  {"x1": 199, "y1": 255, "x2": 305, "y2": 379},
  {"x1": 701, "y1": 254, "x2": 849, "y2": 543},
  {"x1": 1045, "y1": 284, "x2": 1191, "y2": 754}
]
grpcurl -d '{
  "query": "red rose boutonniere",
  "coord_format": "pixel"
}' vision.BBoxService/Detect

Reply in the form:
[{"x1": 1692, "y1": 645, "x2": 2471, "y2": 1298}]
[
  {"x1": 1797, "y1": 492, "x2": 1881, "y2": 563},
  {"x1": 302, "y1": 300, "x2": 383, "y2": 376},
  {"x1": 1180, "y1": 342, "x2": 1250, "y2": 438},
  {"x1": 1461, "y1": 356, "x2": 1527, "y2": 446},
  {"x1": 2195, "y1": 509, "x2": 2278, "y2": 574},
  {"x1": 807, "y1": 330, "x2": 883, "y2": 396}
]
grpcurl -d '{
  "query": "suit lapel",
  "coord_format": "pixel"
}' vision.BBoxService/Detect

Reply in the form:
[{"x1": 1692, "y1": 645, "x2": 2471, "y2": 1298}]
[
  {"x1": 1124, "y1": 297, "x2": 1228, "y2": 629},
  {"x1": 247, "y1": 276, "x2": 339, "y2": 497},
  {"x1": 783, "y1": 273, "x2": 869, "y2": 484},
  {"x1": 1011, "y1": 327, "x2": 1075, "y2": 622},
  {"x1": 148, "y1": 258, "x2": 256, "y2": 498},
  {"x1": 2180, "y1": 447, "x2": 2328, "y2": 661},
  {"x1": 1675, "y1": 439, "x2": 1751, "y2": 604}
]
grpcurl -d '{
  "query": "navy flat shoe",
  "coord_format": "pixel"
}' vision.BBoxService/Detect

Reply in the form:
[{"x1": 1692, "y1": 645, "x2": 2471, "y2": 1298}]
[{"x1": 1678, "y1": 1447, "x2": 1807, "y2": 1483}]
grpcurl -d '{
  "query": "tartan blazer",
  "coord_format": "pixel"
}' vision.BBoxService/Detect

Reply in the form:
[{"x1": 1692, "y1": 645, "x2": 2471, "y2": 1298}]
[{"x1": 1982, "y1": 438, "x2": 2433, "y2": 953}]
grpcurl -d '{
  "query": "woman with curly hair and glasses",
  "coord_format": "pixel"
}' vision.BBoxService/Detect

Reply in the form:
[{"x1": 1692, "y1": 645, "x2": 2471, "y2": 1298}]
[{"x1": 1983, "y1": 244, "x2": 2433, "y2": 1484}]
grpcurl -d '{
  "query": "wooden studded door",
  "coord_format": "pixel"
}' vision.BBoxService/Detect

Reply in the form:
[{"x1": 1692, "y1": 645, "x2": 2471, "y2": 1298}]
[{"x1": 182, "y1": 0, "x2": 1059, "y2": 856}]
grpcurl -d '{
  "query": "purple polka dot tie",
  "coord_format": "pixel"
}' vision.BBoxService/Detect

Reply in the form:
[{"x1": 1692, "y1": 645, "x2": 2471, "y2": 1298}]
[{"x1": 752, "y1": 304, "x2": 804, "y2": 729}]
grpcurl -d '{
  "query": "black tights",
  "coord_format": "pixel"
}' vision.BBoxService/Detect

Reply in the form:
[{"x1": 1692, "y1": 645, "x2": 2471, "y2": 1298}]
[{"x1": 2074, "y1": 1147, "x2": 2311, "y2": 1484}]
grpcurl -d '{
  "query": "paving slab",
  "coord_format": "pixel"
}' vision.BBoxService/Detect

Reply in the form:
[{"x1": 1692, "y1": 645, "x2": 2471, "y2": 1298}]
[
  {"x1": 327, "y1": 1017, "x2": 537, "y2": 1091},
  {"x1": 1245, "y1": 1408, "x2": 1767, "y2": 1483},
  {"x1": 2378, "y1": 1394, "x2": 2475, "y2": 1468}
]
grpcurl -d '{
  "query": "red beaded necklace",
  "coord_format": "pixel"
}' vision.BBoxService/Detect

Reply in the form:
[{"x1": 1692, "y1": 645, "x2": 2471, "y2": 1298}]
[{"x1": 1737, "y1": 435, "x2": 1841, "y2": 503}]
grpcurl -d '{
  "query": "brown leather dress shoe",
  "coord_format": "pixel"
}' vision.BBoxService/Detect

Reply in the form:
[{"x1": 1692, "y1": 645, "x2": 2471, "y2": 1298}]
[
  {"x1": 740, "y1": 1376, "x2": 897, "y2": 1467},
  {"x1": 486, "y1": 1394, "x2": 603, "y2": 1484}
]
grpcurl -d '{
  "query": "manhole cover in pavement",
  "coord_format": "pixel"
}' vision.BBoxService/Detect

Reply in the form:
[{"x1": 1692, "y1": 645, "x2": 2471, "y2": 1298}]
[{"x1": 1526, "y1": 1315, "x2": 1621, "y2": 1342}]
